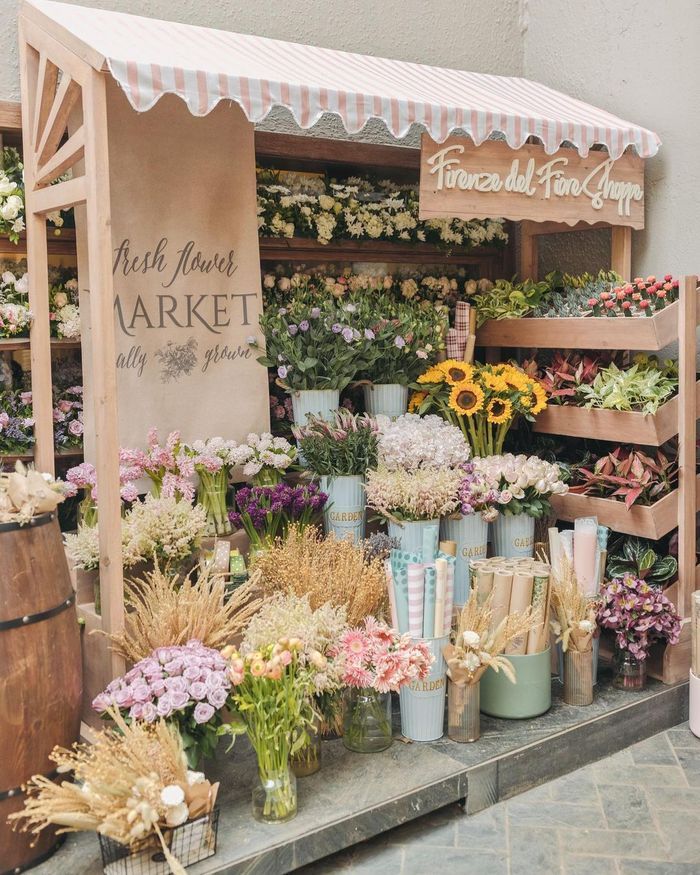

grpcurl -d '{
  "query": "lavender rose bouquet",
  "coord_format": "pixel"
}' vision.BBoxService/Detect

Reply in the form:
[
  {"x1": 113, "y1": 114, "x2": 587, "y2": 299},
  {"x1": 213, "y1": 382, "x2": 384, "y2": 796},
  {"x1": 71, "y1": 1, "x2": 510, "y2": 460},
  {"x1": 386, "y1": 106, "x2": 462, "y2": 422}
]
[
  {"x1": 93, "y1": 639, "x2": 231, "y2": 767},
  {"x1": 228, "y1": 481, "x2": 327, "y2": 550}
]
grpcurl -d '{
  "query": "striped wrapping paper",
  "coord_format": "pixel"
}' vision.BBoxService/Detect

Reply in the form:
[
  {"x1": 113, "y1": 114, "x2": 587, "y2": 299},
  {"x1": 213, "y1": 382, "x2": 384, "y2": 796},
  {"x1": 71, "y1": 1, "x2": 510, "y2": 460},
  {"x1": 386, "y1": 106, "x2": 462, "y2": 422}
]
[{"x1": 407, "y1": 563, "x2": 425, "y2": 638}]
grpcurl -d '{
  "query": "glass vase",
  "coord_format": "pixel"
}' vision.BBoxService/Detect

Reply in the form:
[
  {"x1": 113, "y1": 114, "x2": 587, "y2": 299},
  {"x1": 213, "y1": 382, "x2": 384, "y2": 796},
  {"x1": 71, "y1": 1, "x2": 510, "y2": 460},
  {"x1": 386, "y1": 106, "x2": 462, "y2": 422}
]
[
  {"x1": 613, "y1": 649, "x2": 647, "y2": 692},
  {"x1": 197, "y1": 468, "x2": 232, "y2": 536},
  {"x1": 251, "y1": 469, "x2": 284, "y2": 487},
  {"x1": 290, "y1": 712, "x2": 322, "y2": 778},
  {"x1": 342, "y1": 687, "x2": 392, "y2": 753},
  {"x1": 447, "y1": 679, "x2": 480, "y2": 743},
  {"x1": 563, "y1": 648, "x2": 594, "y2": 705},
  {"x1": 251, "y1": 765, "x2": 297, "y2": 823}
]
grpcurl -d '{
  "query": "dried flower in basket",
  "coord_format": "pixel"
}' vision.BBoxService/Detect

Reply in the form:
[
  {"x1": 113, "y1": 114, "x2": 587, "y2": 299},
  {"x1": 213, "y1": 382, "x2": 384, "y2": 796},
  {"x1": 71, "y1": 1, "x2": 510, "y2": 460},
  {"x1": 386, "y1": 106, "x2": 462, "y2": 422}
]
[
  {"x1": 444, "y1": 589, "x2": 540, "y2": 686},
  {"x1": 9, "y1": 708, "x2": 219, "y2": 875},
  {"x1": 253, "y1": 524, "x2": 386, "y2": 625},
  {"x1": 550, "y1": 556, "x2": 599, "y2": 653},
  {"x1": 0, "y1": 461, "x2": 67, "y2": 524},
  {"x1": 107, "y1": 564, "x2": 263, "y2": 663}
]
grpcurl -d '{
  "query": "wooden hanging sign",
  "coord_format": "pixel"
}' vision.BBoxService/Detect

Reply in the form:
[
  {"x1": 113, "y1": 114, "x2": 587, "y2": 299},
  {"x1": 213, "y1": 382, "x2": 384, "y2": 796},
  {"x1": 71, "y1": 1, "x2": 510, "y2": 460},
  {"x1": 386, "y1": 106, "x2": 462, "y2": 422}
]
[{"x1": 419, "y1": 135, "x2": 645, "y2": 228}]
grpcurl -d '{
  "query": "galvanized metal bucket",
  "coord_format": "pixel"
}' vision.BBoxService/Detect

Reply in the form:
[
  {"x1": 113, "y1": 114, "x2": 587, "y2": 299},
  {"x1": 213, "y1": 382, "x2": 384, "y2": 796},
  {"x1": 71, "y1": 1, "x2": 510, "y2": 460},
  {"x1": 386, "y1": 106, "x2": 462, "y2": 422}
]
[
  {"x1": 491, "y1": 513, "x2": 535, "y2": 559},
  {"x1": 388, "y1": 519, "x2": 440, "y2": 555},
  {"x1": 320, "y1": 474, "x2": 365, "y2": 543},
  {"x1": 441, "y1": 514, "x2": 488, "y2": 605},
  {"x1": 399, "y1": 634, "x2": 449, "y2": 741}
]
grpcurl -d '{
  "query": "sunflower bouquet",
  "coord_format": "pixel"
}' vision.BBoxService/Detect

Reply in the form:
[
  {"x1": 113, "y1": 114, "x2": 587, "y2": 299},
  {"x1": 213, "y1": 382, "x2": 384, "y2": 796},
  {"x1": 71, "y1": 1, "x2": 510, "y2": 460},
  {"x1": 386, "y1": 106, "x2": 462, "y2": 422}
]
[{"x1": 411, "y1": 360, "x2": 548, "y2": 456}]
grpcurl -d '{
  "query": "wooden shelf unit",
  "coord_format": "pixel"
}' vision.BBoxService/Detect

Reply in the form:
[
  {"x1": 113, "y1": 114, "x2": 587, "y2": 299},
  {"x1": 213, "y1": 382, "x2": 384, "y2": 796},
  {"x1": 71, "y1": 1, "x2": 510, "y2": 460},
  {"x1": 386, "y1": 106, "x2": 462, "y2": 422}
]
[
  {"x1": 0, "y1": 337, "x2": 81, "y2": 351},
  {"x1": 1, "y1": 447, "x2": 84, "y2": 465}
]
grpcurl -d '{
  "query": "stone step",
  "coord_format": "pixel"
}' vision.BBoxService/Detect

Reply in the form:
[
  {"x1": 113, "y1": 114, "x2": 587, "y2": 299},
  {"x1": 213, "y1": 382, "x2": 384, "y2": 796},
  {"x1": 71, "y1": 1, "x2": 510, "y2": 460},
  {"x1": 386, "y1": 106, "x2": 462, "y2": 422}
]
[{"x1": 35, "y1": 671, "x2": 689, "y2": 875}]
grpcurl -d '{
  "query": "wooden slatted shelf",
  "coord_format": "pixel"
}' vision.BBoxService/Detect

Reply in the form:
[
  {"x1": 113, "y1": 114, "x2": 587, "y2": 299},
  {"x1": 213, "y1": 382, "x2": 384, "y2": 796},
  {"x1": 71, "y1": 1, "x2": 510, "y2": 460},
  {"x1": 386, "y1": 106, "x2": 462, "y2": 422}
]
[
  {"x1": 533, "y1": 380, "x2": 700, "y2": 446},
  {"x1": 0, "y1": 337, "x2": 81, "y2": 351},
  {"x1": 477, "y1": 298, "x2": 683, "y2": 351},
  {"x1": 0, "y1": 447, "x2": 84, "y2": 465},
  {"x1": 259, "y1": 236, "x2": 508, "y2": 271}
]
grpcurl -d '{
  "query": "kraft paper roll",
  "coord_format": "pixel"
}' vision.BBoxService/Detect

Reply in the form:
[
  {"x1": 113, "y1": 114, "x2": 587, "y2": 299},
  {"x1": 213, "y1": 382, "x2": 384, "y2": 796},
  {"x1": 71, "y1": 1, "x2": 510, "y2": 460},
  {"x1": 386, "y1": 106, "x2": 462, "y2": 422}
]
[
  {"x1": 475, "y1": 568, "x2": 494, "y2": 604},
  {"x1": 505, "y1": 572, "x2": 534, "y2": 655},
  {"x1": 440, "y1": 540, "x2": 457, "y2": 557},
  {"x1": 407, "y1": 563, "x2": 425, "y2": 638},
  {"x1": 527, "y1": 568, "x2": 551, "y2": 654},
  {"x1": 490, "y1": 568, "x2": 513, "y2": 632},
  {"x1": 385, "y1": 559, "x2": 399, "y2": 630}
]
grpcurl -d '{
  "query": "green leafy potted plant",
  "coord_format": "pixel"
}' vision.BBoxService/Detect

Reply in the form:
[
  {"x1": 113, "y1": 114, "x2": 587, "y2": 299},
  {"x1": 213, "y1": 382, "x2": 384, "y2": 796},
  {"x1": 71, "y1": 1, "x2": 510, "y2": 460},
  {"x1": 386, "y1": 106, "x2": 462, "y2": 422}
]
[{"x1": 606, "y1": 535, "x2": 678, "y2": 587}]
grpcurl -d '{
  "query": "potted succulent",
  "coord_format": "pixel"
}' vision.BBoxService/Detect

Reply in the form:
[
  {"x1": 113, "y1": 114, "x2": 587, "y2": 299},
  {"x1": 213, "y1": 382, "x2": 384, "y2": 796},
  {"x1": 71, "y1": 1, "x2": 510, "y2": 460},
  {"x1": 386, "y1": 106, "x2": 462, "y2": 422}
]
[{"x1": 292, "y1": 409, "x2": 379, "y2": 543}]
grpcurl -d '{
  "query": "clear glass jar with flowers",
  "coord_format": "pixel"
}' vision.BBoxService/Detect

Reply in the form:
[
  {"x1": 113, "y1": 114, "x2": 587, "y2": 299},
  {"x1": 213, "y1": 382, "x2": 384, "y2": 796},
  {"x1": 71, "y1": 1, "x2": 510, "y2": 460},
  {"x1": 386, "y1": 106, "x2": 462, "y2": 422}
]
[
  {"x1": 597, "y1": 574, "x2": 681, "y2": 691},
  {"x1": 340, "y1": 617, "x2": 432, "y2": 753},
  {"x1": 412, "y1": 360, "x2": 548, "y2": 457},
  {"x1": 64, "y1": 460, "x2": 140, "y2": 528},
  {"x1": 182, "y1": 437, "x2": 239, "y2": 536},
  {"x1": 224, "y1": 640, "x2": 315, "y2": 823}
]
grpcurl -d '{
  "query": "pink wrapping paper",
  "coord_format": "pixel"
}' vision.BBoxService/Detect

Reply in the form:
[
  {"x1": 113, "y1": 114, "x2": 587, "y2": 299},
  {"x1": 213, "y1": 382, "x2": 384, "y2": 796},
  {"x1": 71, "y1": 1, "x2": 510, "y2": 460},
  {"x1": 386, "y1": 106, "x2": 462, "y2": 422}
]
[{"x1": 407, "y1": 563, "x2": 425, "y2": 638}]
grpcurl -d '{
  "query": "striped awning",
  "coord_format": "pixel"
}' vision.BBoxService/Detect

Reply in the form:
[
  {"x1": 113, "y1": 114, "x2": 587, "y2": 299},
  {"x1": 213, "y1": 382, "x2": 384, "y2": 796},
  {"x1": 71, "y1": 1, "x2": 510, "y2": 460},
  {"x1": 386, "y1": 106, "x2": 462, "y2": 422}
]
[{"x1": 25, "y1": 0, "x2": 660, "y2": 159}]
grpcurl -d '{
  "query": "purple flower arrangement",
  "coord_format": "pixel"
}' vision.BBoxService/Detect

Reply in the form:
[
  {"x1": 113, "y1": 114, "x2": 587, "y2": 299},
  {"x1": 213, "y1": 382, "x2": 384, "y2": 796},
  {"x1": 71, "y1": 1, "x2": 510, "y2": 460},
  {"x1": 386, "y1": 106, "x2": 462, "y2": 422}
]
[
  {"x1": 456, "y1": 462, "x2": 500, "y2": 522},
  {"x1": 0, "y1": 389, "x2": 34, "y2": 453},
  {"x1": 52, "y1": 385, "x2": 84, "y2": 448},
  {"x1": 93, "y1": 639, "x2": 231, "y2": 766},
  {"x1": 228, "y1": 481, "x2": 327, "y2": 549},
  {"x1": 597, "y1": 574, "x2": 682, "y2": 661}
]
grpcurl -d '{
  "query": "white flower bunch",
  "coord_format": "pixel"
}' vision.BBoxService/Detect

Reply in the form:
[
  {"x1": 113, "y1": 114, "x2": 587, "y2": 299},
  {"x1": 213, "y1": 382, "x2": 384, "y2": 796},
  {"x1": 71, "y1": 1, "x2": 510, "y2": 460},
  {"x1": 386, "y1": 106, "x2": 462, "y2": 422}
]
[
  {"x1": 54, "y1": 303, "x2": 80, "y2": 339},
  {"x1": 186, "y1": 436, "x2": 239, "y2": 472},
  {"x1": 0, "y1": 270, "x2": 32, "y2": 337},
  {"x1": 472, "y1": 454, "x2": 568, "y2": 499},
  {"x1": 231, "y1": 432, "x2": 297, "y2": 478},
  {"x1": 378, "y1": 413, "x2": 470, "y2": 472},
  {"x1": 365, "y1": 465, "x2": 463, "y2": 521}
]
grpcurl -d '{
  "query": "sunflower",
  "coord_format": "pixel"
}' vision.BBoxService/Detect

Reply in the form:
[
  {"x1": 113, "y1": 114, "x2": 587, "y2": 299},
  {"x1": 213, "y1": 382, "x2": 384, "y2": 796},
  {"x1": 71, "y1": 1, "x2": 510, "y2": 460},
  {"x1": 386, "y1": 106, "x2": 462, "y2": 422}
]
[
  {"x1": 408, "y1": 391, "x2": 427, "y2": 412},
  {"x1": 486, "y1": 398, "x2": 513, "y2": 424},
  {"x1": 531, "y1": 382, "x2": 548, "y2": 414},
  {"x1": 449, "y1": 381, "x2": 484, "y2": 416},
  {"x1": 438, "y1": 359, "x2": 475, "y2": 386},
  {"x1": 417, "y1": 365, "x2": 446, "y2": 385},
  {"x1": 480, "y1": 371, "x2": 509, "y2": 392},
  {"x1": 519, "y1": 392, "x2": 533, "y2": 410}
]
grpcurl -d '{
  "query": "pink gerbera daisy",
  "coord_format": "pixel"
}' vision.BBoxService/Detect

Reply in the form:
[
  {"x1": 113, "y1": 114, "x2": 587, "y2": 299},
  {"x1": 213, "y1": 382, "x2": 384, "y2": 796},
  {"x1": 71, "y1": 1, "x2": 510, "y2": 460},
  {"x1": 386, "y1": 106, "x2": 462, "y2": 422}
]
[{"x1": 341, "y1": 628, "x2": 368, "y2": 658}]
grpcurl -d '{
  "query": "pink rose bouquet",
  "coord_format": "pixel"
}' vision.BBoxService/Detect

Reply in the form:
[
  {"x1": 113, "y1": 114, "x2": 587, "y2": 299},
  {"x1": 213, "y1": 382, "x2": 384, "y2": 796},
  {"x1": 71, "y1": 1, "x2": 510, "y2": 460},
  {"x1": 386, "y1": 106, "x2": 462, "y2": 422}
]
[{"x1": 93, "y1": 639, "x2": 230, "y2": 767}]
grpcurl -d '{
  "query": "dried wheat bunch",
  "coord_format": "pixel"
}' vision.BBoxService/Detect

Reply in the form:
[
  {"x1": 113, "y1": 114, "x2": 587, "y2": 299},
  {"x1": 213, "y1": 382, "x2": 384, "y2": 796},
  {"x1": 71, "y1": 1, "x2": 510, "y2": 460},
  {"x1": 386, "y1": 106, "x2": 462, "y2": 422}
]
[
  {"x1": 550, "y1": 555, "x2": 598, "y2": 653},
  {"x1": 109, "y1": 564, "x2": 263, "y2": 662},
  {"x1": 253, "y1": 524, "x2": 387, "y2": 625},
  {"x1": 9, "y1": 709, "x2": 216, "y2": 874}
]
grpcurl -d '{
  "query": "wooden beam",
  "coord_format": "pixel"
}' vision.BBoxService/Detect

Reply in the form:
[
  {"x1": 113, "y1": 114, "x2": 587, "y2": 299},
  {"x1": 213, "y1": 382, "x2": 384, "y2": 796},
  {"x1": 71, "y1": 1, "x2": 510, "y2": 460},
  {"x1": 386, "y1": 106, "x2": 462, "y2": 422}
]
[
  {"x1": 519, "y1": 220, "x2": 538, "y2": 279},
  {"x1": 18, "y1": 26, "x2": 54, "y2": 474},
  {"x1": 35, "y1": 125, "x2": 84, "y2": 186},
  {"x1": 35, "y1": 74, "x2": 80, "y2": 167},
  {"x1": 20, "y1": 16, "x2": 92, "y2": 87},
  {"x1": 611, "y1": 226, "x2": 632, "y2": 280},
  {"x1": 82, "y1": 68, "x2": 125, "y2": 679},
  {"x1": 32, "y1": 54, "x2": 58, "y2": 148},
  {"x1": 0, "y1": 100, "x2": 22, "y2": 130},
  {"x1": 255, "y1": 130, "x2": 421, "y2": 172},
  {"x1": 519, "y1": 220, "x2": 611, "y2": 237},
  {"x1": 31, "y1": 174, "x2": 87, "y2": 212},
  {"x1": 677, "y1": 275, "x2": 698, "y2": 619}
]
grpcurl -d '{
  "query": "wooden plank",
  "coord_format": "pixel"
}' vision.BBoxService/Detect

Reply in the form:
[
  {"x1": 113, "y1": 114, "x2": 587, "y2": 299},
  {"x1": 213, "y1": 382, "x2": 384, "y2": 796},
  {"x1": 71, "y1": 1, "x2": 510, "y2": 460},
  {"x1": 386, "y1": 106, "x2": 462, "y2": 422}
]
[
  {"x1": 82, "y1": 68, "x2": 125, "y2": 679},
  {"x1": 647, "y1": 623, "x2": 692, "y2": 685},
  {"x1": 610, "y1": 226, "x2": 632, "y2": 280},
  {"x1": 18, "y1": 26, "x2": 54, "y2": 475},
  {"x1": 255, "y1": 130, "x2": 420, "y2": 172},
  {"x1": 519, "y1": 220, "x2": 538, "y2": 279},
  {"x1": 477, "y1": 299, "x2": 680, "y2": 350},
  {"x1": 19, "y1": 3, "x2": 107, "y2": 77},
  {"x1": 31, "y1": 174, "x2": 87, "y2": 213},
  {"x1": 32, "y1": 54, "x2": 58, "y2": 149},
  {"x1": 523, "y1": 220, "x2": 612, "y2": 237},
  {"x1": 35, "y1": 74, "x2": 80, "y2": 167},
  {"x1": 533, "y1": 387, "x2": 694, "y2": 446},
  {"x1": 0, "y1": 100, "x2": 22, "y2": 130},
  {"x1": 35, "y1": 124, "x2": 84, "y2": 186},
  {"x1": 0, "y1": 337, "x2": 81, "y2": 351},
  {"x1": 419, "y1": 135, "x2": 645, "y2": 229},
  {"x1": 677, "y1": 275, "x2": 698, "y2": 618}
]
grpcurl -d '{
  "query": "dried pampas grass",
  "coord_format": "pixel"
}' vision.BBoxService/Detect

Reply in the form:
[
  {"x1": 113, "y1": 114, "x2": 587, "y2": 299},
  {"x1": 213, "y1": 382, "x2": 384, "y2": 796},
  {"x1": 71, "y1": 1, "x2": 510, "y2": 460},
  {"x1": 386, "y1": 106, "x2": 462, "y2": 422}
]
[
  {"x1": 550, "y1": 556, "x2": 598, "y2": 653},
  {"x1": 253, "y1": 525, "x2": 386, "y2": 625},
  {"x1": 109, "y1": 564, "x2": 263, "y2": 663}
]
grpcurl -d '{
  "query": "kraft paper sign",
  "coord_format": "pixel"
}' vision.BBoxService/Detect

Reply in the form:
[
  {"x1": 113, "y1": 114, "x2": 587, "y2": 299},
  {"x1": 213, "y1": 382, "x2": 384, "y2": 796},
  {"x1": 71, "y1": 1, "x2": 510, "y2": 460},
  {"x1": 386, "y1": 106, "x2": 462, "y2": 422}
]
[
  {"x1": 419, "y1": 135, "x2": 645, "y2": 229},
  {"x1": 79, "y1": 84, "x2": 269, "y2": 453}
]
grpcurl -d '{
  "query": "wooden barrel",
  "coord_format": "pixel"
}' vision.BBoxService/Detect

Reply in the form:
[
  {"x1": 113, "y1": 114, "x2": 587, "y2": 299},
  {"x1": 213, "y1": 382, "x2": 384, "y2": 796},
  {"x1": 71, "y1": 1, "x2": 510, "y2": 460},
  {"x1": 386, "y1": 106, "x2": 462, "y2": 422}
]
[{"x1": 0, "y1": 512, "x2": 82, "y2": 874}]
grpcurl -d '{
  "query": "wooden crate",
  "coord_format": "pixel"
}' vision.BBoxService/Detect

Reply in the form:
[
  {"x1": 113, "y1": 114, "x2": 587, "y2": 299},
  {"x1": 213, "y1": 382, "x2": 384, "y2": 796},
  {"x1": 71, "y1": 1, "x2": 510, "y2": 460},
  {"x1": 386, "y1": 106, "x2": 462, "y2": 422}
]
[
  {"x1": 534, "y1": 381, "x2": 700, "y2": 445},
  {"x1": 551, "y1": 488, "x2": 679, "y2": 540},
  {"x1": 477, "y1": 299, "x2": 681, "y2": 350}
]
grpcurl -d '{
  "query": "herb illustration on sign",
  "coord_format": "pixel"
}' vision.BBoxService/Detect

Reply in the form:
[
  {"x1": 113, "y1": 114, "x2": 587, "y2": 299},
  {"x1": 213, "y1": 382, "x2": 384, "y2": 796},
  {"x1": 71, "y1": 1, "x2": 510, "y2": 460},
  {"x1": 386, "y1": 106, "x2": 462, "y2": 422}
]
[{"x1": 155, "y1": 337, "x2": 198, "y2": 383}]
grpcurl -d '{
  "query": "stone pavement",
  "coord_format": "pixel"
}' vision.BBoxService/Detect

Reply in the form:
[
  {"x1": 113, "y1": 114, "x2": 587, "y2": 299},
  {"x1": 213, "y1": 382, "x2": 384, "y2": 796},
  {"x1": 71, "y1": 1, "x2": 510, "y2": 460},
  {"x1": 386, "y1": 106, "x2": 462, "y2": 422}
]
[{"x1": 299, "y1": 723, "x2": 700, "y2": 874}]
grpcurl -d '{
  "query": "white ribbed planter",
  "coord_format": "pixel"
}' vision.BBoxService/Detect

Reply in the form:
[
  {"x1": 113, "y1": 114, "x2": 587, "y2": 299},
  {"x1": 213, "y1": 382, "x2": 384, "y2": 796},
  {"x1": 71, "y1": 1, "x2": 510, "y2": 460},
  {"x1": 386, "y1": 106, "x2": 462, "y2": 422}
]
[
  {"x1": 388, "y1": 519, "x2": 439, "y2": 555},
  {"x1": 690, "y1": 671, "x2": 700, "y2": 738},
  {"x1": 363, "y1": 383, "x2": 409, "y2": 420},
  {"x1": 399, "y1": 634, "x2": 449, "y2": 741},
  {"x1": 291, "y1": 389, "x2": 339, "y2": 425},
  {"x1": 320, "y1": 474, "x2": 365, "y2": 544},
  {"x1": 491, "y1": 513, "x2": 535, "y2": 559},
  {"x1": 441, "y1": 514, "x2": 488, "y2": 605}
]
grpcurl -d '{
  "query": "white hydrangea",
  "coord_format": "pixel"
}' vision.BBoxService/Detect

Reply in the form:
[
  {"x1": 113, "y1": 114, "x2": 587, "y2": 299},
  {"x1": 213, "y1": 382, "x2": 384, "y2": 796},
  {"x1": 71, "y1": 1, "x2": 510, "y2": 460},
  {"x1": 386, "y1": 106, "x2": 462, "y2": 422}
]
[{"x1": 378, "y1": 413, "x2": 470, "y2": 472}]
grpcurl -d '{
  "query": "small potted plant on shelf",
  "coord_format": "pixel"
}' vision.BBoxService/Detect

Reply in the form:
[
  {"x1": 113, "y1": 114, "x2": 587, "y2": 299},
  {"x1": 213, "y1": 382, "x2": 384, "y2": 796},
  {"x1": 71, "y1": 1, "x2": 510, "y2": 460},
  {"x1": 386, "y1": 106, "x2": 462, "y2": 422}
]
[
  {"x1": 471, "y1": 453, "x2": 568, "y2": 559},
  {"x1": 292, "y1": 409, "x2": 379, "y2": 543},
  {"x1": 10, "y1": 710, "x2": 221, "y2": 875},
  {"x1": 606, "y1": 535, "x2": 678, "y2": 587},
  {"x1": 597, "y1": 574, "x2": 681, "y2": 691}
]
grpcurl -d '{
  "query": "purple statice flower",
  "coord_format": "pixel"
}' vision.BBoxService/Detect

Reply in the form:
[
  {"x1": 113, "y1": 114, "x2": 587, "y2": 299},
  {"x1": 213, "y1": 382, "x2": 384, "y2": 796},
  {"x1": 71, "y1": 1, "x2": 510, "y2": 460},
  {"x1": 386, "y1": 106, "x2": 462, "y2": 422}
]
[
  {"x1": 394, "y1": 335, "x2": 406, "y2": 348},
  {"x1": 277, "y1": 365, "x2": 288, "y2": 379},
  {"x1": 278, "y1": 308, "x2": 288, "y2": 316},
  {"x1": 288, "y1": 324, "x2": 299, "y2": 336},
  {"x1": 341, "y1": 326, "x2": 354, "y2": 343},
  {"x1": 299, "y1": 320, "x2": 310, "y2": 332},
  {"x1": 364, "y1": 328, "x2": 375, "y2": 340},
  {"x1": 331, "y1": 323, "x2": 343, "y2": 333}
]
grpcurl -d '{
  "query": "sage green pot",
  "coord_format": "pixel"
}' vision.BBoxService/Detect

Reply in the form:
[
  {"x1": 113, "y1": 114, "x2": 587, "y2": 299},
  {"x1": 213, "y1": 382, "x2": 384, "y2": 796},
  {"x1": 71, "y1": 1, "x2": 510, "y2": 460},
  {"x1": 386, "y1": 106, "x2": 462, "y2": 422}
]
[{"x1": 480, "y1": 646, "x2": 552, "y2": 719}]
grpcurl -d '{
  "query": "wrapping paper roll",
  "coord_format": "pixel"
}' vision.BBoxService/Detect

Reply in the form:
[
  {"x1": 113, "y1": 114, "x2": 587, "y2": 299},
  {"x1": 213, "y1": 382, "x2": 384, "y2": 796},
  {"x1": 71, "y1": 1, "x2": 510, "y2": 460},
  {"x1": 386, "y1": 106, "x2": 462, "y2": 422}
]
[
  {"x1": 385, "y1": 560, "x2": 399, "y2": 630},
  {"x1": 407, "y1": 563, "x2": 425, "y2": 638},
  {"x1": 390, "y1": 549, "x2": 420, "y2": 634},
  {"x1": 443, "y1": 558, "x2": 455, "y2": 634},
  {"x1": 490, "y1": 568, "x2": 513, "y2": 631},
  {"x1": 422, "y1": 525, "x2": 439, "y2": 564},
  {"x1": 475, "y1": 568, "x2": 494, "y2": 604},
  {"x1": 423, "y1": 566, "x2": 436, "y2": 638},
  {"x1": 527, "y1": 567, "x2": 551, "y2": 654},
  {"x1": 505, "y1": 572, "x2": 534, "y2": 655},
  {"x1": 446, "y1": 328, "x2": 462, "y2": 359},
  {"x1": 440, "y1": 540, "x2": 457, "y2": 557}
]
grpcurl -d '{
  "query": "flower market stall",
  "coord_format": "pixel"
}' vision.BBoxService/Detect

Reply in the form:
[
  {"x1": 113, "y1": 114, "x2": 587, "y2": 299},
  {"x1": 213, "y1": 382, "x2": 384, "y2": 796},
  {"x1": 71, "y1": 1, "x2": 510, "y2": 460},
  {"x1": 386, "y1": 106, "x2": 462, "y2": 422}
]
[{"x1": 3, "y1": 0, "x2": 699, "y2": 871}]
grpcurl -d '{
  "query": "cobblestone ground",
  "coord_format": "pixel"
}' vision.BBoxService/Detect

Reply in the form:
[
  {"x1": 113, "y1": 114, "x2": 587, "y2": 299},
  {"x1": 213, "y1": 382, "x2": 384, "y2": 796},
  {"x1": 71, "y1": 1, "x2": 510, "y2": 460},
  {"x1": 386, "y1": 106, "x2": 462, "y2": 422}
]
[{"x1": 300, "y1": 722, "x2": 700, "y2": 874}]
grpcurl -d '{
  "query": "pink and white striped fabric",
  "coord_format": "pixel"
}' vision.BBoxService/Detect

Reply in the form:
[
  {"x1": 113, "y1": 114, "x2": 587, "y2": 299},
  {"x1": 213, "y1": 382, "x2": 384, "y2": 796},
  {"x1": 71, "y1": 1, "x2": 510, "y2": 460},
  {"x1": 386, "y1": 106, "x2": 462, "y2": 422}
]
[{"x1": 27, "y1": 0, "x2": 660, "y2": 158}]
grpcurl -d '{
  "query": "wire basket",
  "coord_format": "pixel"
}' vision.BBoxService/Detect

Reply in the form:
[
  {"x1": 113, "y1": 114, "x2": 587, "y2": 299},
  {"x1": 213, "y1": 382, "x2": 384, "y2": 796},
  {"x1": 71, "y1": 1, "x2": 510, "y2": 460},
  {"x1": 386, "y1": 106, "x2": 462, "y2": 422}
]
[{"x1": 98, "y1": 808, "x2": 220, "y2": 875}]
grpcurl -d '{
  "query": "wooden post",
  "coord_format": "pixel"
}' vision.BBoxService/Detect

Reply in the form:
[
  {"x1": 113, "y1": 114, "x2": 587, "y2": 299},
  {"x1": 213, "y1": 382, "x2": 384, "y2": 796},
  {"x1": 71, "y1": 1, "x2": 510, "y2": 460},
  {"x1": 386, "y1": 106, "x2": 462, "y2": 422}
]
[
  {"x1": 81, "y1": 69, "x2": 125, "y2": 677},
  {"x1": 519, "y1": 220, "x2": 538, "y2": 280},
  {"x1": 17, "y1": 28, "x2": 54, "y2": 474},
  {"x1": 677, "y1": 275, "x2": 698, "y2": 619},
  {"x1": 610, "y1": 226, "x2": 632, "y2": 279}
]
